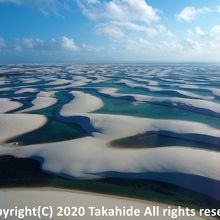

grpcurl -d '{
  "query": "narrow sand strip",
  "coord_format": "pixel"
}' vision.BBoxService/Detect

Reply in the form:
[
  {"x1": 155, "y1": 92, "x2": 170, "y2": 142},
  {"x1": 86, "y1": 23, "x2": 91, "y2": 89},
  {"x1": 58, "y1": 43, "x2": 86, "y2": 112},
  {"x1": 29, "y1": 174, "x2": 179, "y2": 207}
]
[
  {"x1": 0, "y1": 188, "x2": 209, "y2": 220},
  {"x1": 99, "y1": 87, "x2": 220, "y2": 116},
  {"x1": 20, "y1": 92, "x2": 57, "y2": 112}
]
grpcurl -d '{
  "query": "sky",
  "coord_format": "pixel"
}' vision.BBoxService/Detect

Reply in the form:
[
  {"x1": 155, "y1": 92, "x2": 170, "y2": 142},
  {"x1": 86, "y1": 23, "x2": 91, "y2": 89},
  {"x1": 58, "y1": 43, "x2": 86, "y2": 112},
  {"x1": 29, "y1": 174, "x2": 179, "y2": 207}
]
[{"x1": 0, "y1": 0, "x2": 220, "y2": 62}]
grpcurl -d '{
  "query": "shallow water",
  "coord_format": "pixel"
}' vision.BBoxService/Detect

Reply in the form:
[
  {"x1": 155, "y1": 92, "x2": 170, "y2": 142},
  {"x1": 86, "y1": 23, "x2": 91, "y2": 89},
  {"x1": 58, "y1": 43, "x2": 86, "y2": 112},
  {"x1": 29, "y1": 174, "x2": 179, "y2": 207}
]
[
  {"x1": 1, "y1": 63, "x2": 220, "y2": 148},
  {"x1": 7, "y1": 92, "x2": 88, "y2": 145}
]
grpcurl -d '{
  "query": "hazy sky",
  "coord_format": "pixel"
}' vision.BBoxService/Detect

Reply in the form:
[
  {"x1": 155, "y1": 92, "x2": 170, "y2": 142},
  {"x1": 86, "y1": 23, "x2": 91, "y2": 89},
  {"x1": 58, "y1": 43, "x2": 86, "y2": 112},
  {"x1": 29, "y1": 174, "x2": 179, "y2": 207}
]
[{"x1": 0, "y1": 0, "x2": 220, "y2": 62}]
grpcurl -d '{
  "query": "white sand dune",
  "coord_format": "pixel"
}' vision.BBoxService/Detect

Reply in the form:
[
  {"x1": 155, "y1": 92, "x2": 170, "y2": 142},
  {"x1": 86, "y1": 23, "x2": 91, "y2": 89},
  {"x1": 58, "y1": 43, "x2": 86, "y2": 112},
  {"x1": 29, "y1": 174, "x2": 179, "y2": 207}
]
[
  {"x1": 99, "y1": 87, "x2": 220, "y2": 116},
  {"x1": 91, "y1": 75, "x2": 109, "y2": 83},
  {"x1": 0, "y1": 87, "x2": 13, "y2": 92},
  {"x1": 48, "y1": 79, "x2": 71, "y2": 86},
  {"x1": 178, "y1": 84, "x2": 200, "y2": 89},
  {"x1": 19, "y1": 78, "x2": 40, "y2": 84},
  {"x1": 210, "y1": 88, "x2": 220, "y2": 97},
  {"x1": 20, "y1": 91, "x2": 57, "y2": 112},
  {"x1": 77, "y1": 113, "x2": 220, "y2": 141},
  {"x1": 117, "y1": 79, "x2": 213, "y2": 100},
  {"x1": 0, "y1": 98, "x2": 22, "y2": 113},
  {"x1": 0, "y1": 188, "x2": 206, "y2": 220},
  {"x1": 171, "y1": 84, "x2": 220, "y2": 98},
  {"x1": 136, "y1": 96, "x2": 220, "y2": 115},
  {"x1": 0, "y1": 113, "x2": 47, "y2": 142},
  {"x1": 37, "y1": 91, "x2": 56, "y2": 97},
  {"x1": 1, "y1": 112, "x2": 220, "y2": 198},
  {"x1": 55, "y1": 79, "x2": 92, "y2": 89},
  {"x1": 15, "y1": 88, "x2": 38, "y2": 94},
  {"x1": 60, "y1": 91, "x2": 104, "y2": 115},
  {"x1": 73, "y1": 76, "x2": 91, "y2": 83},
  {"x1": 4, "y1": 137, "x2": 220, "y2": 182},
  {"x1": 1, "y1": 65, "x2": 220, "y2": 202}
]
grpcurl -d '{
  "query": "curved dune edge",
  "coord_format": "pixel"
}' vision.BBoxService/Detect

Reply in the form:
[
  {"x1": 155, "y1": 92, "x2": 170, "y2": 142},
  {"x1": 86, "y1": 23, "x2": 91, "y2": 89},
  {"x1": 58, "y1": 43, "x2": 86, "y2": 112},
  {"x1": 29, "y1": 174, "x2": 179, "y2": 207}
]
[
  {"x1": 1, "y1": 135, "x2": 220, "y2": 199},
  {"x1": 48, "y1": 79, "x2": 71, "y2": 86},
  {"x1": 98, "y1": 87, "x2": 220, "y2": 116},
  {"x1": 0, "y1": 114, "x2": 47, "y2": 143},
  {"x1": 0, "y1": 98, "x2": 22, "y2": 113},
  {"x1": 15, "y1": 88, "x2": 38, "y2": 94},
  {"x1": 60, "y1": 91, "x2": 104, "y2": 115},
  {"x1": 0, "y1": 188, "x2": 208, "y2": 220},
  {"x1": 116, "y1": 79, "x2": 214, "y2": 100},
  {"x1": 19, "y1": 92, "x2": 57, "y2": 113},
  {"x1": 59, "y1": 91, "x2": 220, "y2": 144},
  {"x1": 53, "y1": 76, "x2": 92, "y2": 89},
  {"x1": 1, "y1": 65, "x2": 220, "y2": 203},
  {"x1": 1, "y1": 92, "x2": 220, "y2": 199},
  {"x1": 60, "y1": 112, "x2": 220, "y2": 143}
]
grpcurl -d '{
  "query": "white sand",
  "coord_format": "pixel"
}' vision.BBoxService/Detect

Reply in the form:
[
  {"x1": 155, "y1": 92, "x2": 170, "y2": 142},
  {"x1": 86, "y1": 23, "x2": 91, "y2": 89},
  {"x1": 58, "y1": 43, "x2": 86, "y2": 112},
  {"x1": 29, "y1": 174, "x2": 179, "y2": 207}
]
[
  {"x1": 210, "y1": 88, "x2": 220, "y2": 97},
  {"x1": 0, "y1": 188, "x2": 206, "y2": 220},
  {"x1": 99, "y1": 87, "x2": 220, "y2": 115},
  {"x1": 19, "y1": 78, "x2": 40, "y2": 84},
  {"x1": 60, "y1": 91, "x2": 104, "y2": 115},
  {"x1": 0, "y1": 113, "x2": 47, "y2": 142},
  {"x1": 0, "y1": 92, "x2": 217, "y2": 197},
  {"x1": 20, "y1": 91, "x2": 57, "y2": 112},
  {"x1": 0, "y1": 98, "x2": 22, "y2": 113},
  {"x1": 117, "y1": 79, "x2": 213, "y2": 100},
  {"x1": 0, "y1": 67, "x2": 220, "y2": 203},
  {"x1": 48, "y1": 79, "x2": 71, "y2": 86},
  {"x1": 1, "y1": 112, "x2": 220, "y2": 198},
  {"x1": 15, "y1": 88, "x2": 38, "y2": 94}
]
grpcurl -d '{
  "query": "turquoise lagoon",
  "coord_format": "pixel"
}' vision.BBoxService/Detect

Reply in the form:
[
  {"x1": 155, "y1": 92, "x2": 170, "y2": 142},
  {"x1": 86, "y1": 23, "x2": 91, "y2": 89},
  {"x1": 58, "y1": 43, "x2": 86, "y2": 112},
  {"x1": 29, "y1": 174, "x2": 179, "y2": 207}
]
[{"x1": 1, "y1": 63, "x2": 220, "y2": 209}]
